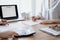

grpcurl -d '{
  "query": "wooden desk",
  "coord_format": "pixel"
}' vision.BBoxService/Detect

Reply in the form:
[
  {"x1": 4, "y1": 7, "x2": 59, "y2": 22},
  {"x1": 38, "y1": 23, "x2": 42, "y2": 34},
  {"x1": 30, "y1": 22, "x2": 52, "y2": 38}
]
[
  {"x1": 1, "y1": 20, "x2": 60, "y2": 40},
  {"x1": 13, "y1": 21, "x2": 60, "y2": 40}
]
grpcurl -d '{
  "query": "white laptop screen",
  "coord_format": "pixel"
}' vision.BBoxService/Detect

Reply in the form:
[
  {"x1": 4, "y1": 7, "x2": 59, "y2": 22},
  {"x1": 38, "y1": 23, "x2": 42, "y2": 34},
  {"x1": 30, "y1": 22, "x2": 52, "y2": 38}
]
[
  {"x1": 2, "y1": 6, "x2": 16, "y2": 18},
  {"x1": 0, "y1": 5, "x2": 18, "y2": 20}
]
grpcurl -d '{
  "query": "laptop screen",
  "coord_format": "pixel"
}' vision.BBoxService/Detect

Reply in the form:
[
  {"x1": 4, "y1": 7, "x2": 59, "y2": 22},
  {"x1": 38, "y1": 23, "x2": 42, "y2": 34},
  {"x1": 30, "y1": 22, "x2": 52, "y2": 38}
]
[{"x1": 0, "y1": 5, "x2": 18, "y2": 20}]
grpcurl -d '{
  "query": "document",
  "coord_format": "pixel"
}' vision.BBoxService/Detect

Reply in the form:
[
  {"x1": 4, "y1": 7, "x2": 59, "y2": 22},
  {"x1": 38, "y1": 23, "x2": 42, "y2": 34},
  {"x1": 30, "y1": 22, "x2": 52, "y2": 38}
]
[
  {"x1": 40, "y1": 27, "x2": 60, "y2": 36},
  {"x1": 0, "y1": 22, "x2": 26, "y2": 32},
  {"x1": 0, "y1": 22, "x2": 35, "y2": 35},
  {"x1": 22, "y1": 20, "x2": 40, "y2": 25}
]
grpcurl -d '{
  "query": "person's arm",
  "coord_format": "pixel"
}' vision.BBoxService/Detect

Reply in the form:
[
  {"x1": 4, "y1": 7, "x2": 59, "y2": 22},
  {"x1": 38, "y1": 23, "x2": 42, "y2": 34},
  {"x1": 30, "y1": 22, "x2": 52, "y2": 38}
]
[{"x1": 0, "y1": 31, "x2": 18, "y2": 38}]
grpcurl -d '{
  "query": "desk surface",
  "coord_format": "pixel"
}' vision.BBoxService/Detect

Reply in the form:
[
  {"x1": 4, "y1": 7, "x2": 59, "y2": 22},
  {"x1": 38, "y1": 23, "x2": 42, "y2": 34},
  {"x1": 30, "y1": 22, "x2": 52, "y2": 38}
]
[
  {"x1": 1, "y1": 20, "x2": 60, "y2": 40},
  {"x1": 13, "y1": 21, "x2": 60, "y2": 40}
]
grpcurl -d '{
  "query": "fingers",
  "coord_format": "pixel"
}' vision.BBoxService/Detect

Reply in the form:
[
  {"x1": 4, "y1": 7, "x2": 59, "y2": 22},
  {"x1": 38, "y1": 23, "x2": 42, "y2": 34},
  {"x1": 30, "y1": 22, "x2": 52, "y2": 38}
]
[
  {"x1": 0, "y1": 19, "x2": 9, "y2": 26},
  {"x1": 0, "y1": 31, "x2": 18, "y2": 38}
]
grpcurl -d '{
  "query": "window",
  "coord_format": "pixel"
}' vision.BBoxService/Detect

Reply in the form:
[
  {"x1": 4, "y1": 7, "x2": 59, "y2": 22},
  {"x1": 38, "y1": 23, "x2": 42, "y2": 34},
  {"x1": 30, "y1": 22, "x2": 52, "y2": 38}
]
[
  {"x1": 20, "y1": 0, "x2": 43, "y2": 16},
  {"x1": 36, "y1": 0, "x2": 43, "y2": 16},
  {"x1": 20, "y1": 0, "x2": 32, "y2": 14}
]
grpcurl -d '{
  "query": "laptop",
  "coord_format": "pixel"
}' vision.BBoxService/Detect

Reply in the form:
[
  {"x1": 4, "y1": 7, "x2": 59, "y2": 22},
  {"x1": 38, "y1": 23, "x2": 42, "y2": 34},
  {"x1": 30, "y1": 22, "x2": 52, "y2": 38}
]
[{"x1": 0, "y1": 5, "x2": 24, "y2": 22}]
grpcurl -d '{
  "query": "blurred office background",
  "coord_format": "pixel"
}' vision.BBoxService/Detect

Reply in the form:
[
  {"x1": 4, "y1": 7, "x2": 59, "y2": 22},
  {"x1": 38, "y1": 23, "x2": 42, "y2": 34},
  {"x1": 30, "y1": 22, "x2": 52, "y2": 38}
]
[{"x1": 0, "y1": 0, "x2": 60, "y2": 20}]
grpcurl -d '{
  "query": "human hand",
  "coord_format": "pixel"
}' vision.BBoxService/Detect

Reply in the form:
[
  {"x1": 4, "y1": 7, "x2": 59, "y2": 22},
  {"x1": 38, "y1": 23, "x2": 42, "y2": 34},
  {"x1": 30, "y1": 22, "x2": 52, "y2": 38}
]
[
  {"x1": 32, "y1": 16, "x2": 37, "y2": 21},
  {"x1": 1, "y1": 19, "x2": 9, "y2": 26}
]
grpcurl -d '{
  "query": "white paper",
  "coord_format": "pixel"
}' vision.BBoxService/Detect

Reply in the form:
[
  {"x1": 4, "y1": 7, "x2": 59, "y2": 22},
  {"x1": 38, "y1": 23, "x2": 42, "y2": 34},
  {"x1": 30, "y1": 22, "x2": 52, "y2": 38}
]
[
  {"x1": 40, "y1": 27, "x2": 60, "y2": 35},
  {"x1": 22, "y1": 20, "x2": 40, "y2": 25},
  {"x1": 0, "y1": 22, "x2": 26, "y2": 32},
  {"x1": 0, "y1": 22, "x2": 35, "y2": 35}
]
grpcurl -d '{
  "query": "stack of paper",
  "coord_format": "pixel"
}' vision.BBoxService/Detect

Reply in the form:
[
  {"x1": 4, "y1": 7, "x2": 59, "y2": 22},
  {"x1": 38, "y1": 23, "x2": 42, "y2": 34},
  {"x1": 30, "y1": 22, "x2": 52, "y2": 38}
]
[
  {"x1": 0, "y1": 22, "x2": 35, "y2": 36},
  {"x1": 40, "y1": 27, "x2": 60, "y2": 36}
]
